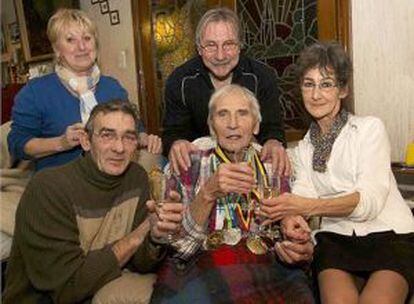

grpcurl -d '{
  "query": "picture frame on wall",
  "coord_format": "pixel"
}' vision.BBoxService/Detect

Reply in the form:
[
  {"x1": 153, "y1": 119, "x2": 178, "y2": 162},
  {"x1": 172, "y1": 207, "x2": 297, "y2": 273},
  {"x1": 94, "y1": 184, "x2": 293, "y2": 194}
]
[
  {"x1": 100, "y1": 1, "x2": 109, "y2": 14},
  {"x1": 14, "y1": 0, "x2": 80, "y2": 62},
  {"x1": 110, "y1": 11, "x2": 120, "y2": 25}
]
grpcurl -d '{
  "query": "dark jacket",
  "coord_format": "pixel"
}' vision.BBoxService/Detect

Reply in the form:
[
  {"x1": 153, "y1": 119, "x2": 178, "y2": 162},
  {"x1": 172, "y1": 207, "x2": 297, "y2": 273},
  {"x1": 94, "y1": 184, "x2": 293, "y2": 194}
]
[{"x1": 162, "y1": 55, "x2": 285, "y2": 155}]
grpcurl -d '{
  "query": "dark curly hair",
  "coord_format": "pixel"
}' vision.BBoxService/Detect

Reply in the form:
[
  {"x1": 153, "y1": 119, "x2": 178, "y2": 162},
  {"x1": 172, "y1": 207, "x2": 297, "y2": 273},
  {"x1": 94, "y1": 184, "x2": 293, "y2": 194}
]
[
  {"x1": 296, "y1": 41, "x2": 352, "y2": 89},
  {"x1": 294, "y1": 41, "x2": 353, "y2": 115}
]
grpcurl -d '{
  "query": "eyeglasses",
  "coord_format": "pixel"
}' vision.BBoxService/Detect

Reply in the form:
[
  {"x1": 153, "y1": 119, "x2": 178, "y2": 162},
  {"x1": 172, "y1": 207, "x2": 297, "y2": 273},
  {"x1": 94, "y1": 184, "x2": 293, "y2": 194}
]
[
  {"x1": 301, "y1": 80, "x2": 338, "y2": 92},
  {"x1": 200, "y1": 41, "x2": 239, "y2": 53},
  {"x1": 93, "y1": 130, "x2": 138, "y2": 146}
]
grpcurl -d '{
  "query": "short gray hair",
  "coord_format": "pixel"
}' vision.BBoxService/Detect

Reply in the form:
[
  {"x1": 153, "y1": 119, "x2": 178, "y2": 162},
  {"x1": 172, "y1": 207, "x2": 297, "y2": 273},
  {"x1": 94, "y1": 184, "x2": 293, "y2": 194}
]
[
  {"x1": 207, "y1": 84, "x2": 261, "y2": 137},
  {"x1": 195, "y1": 7, "x2": 242, "y2": 47}
]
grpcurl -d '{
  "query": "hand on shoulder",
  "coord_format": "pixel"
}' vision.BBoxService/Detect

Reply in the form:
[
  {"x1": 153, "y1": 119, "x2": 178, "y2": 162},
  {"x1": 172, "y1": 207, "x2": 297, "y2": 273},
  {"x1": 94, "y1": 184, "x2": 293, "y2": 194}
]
[
  {"x1": 168, "y1": 139, "x2": 197, "y2": 175},
  {"x1": 260, "y1": 139, "x2": 291, "y2": 176}
]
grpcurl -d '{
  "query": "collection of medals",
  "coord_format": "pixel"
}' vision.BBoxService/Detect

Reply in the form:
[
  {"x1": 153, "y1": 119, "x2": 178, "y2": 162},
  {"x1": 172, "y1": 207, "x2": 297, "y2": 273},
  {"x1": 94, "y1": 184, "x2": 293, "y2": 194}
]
[
  {"x1": 203, "y1": 146, "x2": 281, "y2": 255},
  {"x1": 203, "y1": 194, "x2": 279, "y2": 255}
]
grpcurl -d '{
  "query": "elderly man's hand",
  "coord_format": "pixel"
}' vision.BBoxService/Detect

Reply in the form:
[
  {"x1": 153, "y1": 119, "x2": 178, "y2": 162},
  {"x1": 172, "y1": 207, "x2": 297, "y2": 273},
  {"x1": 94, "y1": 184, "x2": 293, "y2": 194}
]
[
  {"x1": 274, "y1": 215, "x2": 313, "y2": 264},
  {"x1": 168, "y1": 139, "x2": 198, "y2": 175},
  {"x1": 138, "y1": 133, "x2": 162, "y2": 154},
  {"x1": 147, "y1": 190, "x2": 185, "y2": 240},
  {"x1": 202, "y1": 163, "x2": 255, "y2": 202},
  {"x1": 260, "y1": 139, "x2": 291, "y2": 176}
]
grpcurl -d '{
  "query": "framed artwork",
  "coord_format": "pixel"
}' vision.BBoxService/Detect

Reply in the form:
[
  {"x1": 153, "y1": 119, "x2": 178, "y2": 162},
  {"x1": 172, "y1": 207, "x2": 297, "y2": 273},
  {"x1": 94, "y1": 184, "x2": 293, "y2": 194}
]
[
  {"x1": 14, "y1": 0, "x2": 80, "y2": 62},
  {"x1": 110, "y1": 11, "x2": 120, "y2": 25},
  {"x1": 100, "y1": 1, "x2": 109, "y2": 14}
]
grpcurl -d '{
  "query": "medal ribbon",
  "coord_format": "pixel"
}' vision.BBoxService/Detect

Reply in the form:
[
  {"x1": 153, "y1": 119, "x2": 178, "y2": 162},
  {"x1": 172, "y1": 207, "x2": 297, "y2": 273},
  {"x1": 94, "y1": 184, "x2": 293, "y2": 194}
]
[
  {"x1": 211, "y1": 154, "x2": 235, "y2": 229},
  {"x1": 250, "y1": 152, "x2": 268, "y2": 199},
  {"x1": 213, "y1": 145, "x2": 267, "y2": 231}
]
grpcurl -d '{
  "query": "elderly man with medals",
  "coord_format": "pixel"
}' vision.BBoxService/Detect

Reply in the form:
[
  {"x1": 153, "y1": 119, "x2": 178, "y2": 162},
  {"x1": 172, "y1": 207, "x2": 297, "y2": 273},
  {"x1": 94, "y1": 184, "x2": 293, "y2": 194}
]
[{"x1": 150, "y1": 84, "x2": 314, "y2": 304}]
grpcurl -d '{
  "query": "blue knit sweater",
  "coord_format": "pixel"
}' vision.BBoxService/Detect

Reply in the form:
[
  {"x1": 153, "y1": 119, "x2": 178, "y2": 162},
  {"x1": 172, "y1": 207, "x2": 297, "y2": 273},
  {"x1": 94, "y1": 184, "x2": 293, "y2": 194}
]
[{"x1": 8, "y1": 73, "x2": 141, "y2": 171}]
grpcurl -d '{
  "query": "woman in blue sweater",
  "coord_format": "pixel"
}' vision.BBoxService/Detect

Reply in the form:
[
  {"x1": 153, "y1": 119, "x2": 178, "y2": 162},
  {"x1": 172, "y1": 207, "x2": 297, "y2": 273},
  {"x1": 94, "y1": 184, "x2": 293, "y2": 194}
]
[{"x1": 8, "y1": 9, "x2": 161, "y2": 171}]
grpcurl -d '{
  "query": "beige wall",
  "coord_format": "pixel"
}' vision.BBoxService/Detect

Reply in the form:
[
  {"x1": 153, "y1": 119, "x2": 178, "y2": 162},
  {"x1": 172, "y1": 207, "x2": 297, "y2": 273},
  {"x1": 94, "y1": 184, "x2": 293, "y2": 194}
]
[
  {"x1": 80, "y1": 0, "x2": 139, "y2": 106},
  {"x1": 351, "y1": 0, "x2": 414, "y2": 162}
]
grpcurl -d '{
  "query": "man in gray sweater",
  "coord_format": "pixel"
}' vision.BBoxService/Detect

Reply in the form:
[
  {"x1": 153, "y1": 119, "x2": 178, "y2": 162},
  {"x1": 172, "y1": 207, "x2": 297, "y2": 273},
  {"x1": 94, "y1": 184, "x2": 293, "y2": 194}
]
[{"x1": 3, "y1": 100, "x2": 183, "y2": 303}]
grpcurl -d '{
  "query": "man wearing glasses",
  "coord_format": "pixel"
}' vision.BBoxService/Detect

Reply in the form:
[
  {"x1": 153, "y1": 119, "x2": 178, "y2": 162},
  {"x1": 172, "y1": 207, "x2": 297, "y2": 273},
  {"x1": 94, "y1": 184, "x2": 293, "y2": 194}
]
[
  {"x1": 163, "y1": 7, "x2": 289, "y2": 177},
  {"x1": 3, "y1": 100, "x2": 184, "y2": 303}
]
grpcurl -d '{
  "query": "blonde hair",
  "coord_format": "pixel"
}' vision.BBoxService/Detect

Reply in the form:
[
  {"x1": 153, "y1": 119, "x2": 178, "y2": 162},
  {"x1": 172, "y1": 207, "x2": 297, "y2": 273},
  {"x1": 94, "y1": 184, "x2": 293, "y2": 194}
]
[
  {"x1": 207, "y1": 84, "x2": 261, "y2": 137},
  {"x1": 47, "y1": 8, "x2": 98, "y2": 51}
]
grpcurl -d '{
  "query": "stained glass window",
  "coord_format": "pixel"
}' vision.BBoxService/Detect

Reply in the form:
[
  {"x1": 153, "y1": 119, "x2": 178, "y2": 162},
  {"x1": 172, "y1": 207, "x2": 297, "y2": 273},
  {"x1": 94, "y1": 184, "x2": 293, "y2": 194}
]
[{"x1": 237, "y1": 0, "x2": 318, "y2": 130}]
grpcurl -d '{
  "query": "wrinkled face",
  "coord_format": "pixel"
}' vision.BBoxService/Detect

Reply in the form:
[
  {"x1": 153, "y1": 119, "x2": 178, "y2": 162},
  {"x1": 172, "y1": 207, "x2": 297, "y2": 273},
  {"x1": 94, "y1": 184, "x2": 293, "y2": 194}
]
[
  {"x1": 211, "y1": 90, "x2": 259, "y2": 153},
  {"x1": 81, "y1": 112, "x2": 138, "y2": 176},
  {"x1": 198, "y1": 21, "x2": 240, "y2": 81},
  {"x1": 54, "y1": 23, "x2": 97, "y2": 75},
  {"x1": 301, "y1": 67, "x2": 348, "y2": 122}
]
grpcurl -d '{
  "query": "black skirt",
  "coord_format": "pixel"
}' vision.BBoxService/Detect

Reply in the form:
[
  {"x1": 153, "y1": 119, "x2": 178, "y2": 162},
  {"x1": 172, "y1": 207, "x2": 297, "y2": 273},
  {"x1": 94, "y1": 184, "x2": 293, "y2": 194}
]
[{"x1": 313, "y1": 231, "x2": 414, "y2": 291}]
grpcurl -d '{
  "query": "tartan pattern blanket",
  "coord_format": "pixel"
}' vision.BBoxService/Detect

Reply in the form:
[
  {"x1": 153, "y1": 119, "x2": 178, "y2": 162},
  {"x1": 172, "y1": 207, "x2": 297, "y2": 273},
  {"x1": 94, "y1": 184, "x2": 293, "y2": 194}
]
[{"x1": 151, "y1": 242, "x2": 314, "y2": 304}]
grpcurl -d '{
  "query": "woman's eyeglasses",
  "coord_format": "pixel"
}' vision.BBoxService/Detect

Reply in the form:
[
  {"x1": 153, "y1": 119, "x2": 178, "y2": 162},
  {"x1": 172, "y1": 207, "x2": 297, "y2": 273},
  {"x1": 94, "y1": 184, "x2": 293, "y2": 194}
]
[{"x1": 301, "y1": 81, "x2": 338, "y2": 92}]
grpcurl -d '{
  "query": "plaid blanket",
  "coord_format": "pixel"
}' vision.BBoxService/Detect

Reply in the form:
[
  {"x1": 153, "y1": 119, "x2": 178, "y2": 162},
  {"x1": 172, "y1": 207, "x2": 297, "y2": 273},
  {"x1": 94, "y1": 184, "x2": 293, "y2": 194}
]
[{"x1": 151, "y1": 242, "x2": 314, "y2": 304}]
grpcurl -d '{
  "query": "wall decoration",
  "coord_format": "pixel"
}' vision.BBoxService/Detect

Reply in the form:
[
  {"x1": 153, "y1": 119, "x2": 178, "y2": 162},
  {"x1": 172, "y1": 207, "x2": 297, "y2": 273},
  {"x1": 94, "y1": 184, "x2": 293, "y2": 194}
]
[
  {"x1": 91, "y1": 0, "x2": 120, "y2": 26},
  {"x1": 109, "y1": 10, "x2": 120, "y2": 25},
  {"x1": 14, "y1": 0, "x2": 80, "y2": 62},
  {"x1": 100, "y1": 1, "x2": 109, "y2": 14}
]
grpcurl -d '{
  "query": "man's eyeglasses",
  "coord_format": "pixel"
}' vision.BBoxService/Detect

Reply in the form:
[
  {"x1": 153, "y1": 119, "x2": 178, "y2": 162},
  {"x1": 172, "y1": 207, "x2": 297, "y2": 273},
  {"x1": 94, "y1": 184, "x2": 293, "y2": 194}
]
[
  {"x1": 200, "y1": 41, "x2": 239, "y2": 53},
  {"x1": 301, "y1": 81, "x2": 338, "y2": 92},
  {"x1": 94, "y1": 130, "x2": 138, "y2": 146}
]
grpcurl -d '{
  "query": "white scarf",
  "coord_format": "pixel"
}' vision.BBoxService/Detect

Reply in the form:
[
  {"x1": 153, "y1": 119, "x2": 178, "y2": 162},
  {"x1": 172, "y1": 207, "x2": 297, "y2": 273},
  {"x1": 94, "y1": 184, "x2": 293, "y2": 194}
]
[{"x1": 56, "y1": 64, "x2": 101, "y2": 123}]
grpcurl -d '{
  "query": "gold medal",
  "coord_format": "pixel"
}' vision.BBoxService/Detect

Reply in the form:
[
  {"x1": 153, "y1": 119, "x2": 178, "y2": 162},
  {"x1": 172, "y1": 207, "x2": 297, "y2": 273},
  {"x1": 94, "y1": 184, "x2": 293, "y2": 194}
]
[
  {"x1": 223, "y1": 228, "x2": 242, "y2": 246},
  {"x1": 205, "y1": 230, "x2": 224, "y2": 250},
  {"x1": 246, "y1": 236, "x2": 268, "y2": 255}
]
